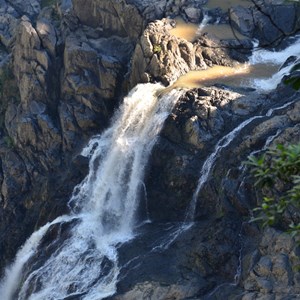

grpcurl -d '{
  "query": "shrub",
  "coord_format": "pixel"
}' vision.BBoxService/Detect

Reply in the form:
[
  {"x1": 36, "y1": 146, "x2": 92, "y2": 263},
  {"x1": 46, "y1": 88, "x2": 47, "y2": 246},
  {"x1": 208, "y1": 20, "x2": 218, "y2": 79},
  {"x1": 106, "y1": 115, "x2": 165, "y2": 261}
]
[{"x1": 247, "y1": 143, "x2": 300, "y2": 237}]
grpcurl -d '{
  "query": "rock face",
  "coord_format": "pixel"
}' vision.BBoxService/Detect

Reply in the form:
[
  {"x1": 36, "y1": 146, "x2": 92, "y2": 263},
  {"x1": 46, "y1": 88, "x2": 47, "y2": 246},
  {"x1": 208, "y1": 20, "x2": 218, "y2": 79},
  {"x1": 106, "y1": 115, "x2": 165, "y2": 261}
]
[
  {"x1": 0, "y1": 0, "x2": 300, "y2": 299},
  {"x1": 241, "y1": 227, "x2": 300, "y2": 299},
  {"x1": 129, "y1": 18, "x2": 237, "y2": 87},
  {"x1": 110, "y1": 77, "x2": 300, "y2": 300},
  {"x1": 0, "y1": 0, "x2": 135, "y2": 273},
  {"x1": 230, "y1": 1, "x2": 300, "y2": 46},
  {"x1": 72, "y1": 0, "x2": 144, "y2": 40},
  {"x1": 71, "y1": 0, "x2": 206, "y2": 41}
]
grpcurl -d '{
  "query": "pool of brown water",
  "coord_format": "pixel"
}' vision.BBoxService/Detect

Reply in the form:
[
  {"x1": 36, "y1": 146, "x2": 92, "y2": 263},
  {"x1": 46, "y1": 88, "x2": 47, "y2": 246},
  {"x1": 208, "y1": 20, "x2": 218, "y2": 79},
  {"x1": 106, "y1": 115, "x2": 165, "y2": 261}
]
[
  {"x1": 200, "y1": 23, "x2": 246, "y2": 40},
  {"x1": 169, "y1": 18, "x2": 246, "y2": 42},
  {"x1": 171, "y1": 65, "x2": 251, "y2": 89},
  {"x1": 165, "y1": 63, "x2": 280, "y2": 91},
  {"x1": 169, "y1": 18, "x2": 199, "y2": 42}
]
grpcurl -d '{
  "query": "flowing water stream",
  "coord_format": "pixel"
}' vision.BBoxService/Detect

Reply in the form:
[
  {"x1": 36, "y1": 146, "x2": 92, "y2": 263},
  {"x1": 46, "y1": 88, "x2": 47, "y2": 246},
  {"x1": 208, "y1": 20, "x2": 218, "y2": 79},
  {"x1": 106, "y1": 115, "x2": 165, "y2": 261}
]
[
  {"x1": 185, "y1": 35, "x2": 300, "y2": 220},
  {"x1": 1, "y1": 12, "x2": 300, "y2": 300},
  {"x1": 169, "y1": 8, "x2": 246, "y2": 42},
  {"x1": 0, "y1": 84, "x2": 183, "y2": 300}
]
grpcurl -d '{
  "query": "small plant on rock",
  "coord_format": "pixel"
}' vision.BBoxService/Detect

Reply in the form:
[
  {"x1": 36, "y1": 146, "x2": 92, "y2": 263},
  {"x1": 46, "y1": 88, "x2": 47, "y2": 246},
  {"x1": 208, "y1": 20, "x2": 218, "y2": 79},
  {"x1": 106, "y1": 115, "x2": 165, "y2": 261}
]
[{"x1": 153, "y1": 44, "x2": 162, "y2": 54}]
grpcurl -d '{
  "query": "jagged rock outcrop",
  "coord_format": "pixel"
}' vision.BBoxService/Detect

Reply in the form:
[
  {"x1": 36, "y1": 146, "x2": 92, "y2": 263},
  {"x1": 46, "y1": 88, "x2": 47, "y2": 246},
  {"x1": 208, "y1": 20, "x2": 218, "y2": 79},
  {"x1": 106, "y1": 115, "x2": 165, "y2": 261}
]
[
  {"x1": 0, "y1": 0, "x2": 136, "y2": 273},
  {"x1": 111, "y1": 216, "x2": 243, "y2": 300},
  {"x1": 71, "y1": 0, "x2": 209, "y2": 45},
  {"x1": 240, "y1": 227, "x2": 300, "y2": 299},
  {"x1": 230, "y1": 0, "x2": 300, "y2": 46},
  {"x1": 72, "y1": 0, "x2": 144, "y2": 40},
  {"x1": 0, "y1": 0, "x2": 300, "y2": 299},
  {"x1": 129, "y1": 18, "x2": 237, "y2": 87},
  {"x1": 110, "y1": 76, "x2": 300, "y2": 299},
  {"x1": 0, "y1": 1, "x2": 19, "y2": 48}
]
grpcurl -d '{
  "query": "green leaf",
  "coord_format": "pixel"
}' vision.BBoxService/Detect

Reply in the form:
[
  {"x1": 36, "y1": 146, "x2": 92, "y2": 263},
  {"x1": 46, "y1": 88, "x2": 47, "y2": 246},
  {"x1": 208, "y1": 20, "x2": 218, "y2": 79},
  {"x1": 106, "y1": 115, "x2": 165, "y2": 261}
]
[{"x1": 246, "y1": 142, "x2": 300, "y2": 238}]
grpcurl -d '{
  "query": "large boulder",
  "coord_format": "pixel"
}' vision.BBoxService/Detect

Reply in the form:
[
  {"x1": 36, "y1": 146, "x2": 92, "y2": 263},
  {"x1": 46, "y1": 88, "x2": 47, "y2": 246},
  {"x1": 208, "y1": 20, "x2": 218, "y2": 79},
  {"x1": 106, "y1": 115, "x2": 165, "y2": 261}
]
[
  {"x1": 7, "y1": 0, "x2": 41, "y2": 19},
  {"x1": 111, "y1": 217, "x2": 243, "y2": 300},
  {"x1": 230, "y1": 1, "x2": 300, "y2": 45},
  {"x1": 129, "y1": 17, "x2": 242, "y2": 88}
]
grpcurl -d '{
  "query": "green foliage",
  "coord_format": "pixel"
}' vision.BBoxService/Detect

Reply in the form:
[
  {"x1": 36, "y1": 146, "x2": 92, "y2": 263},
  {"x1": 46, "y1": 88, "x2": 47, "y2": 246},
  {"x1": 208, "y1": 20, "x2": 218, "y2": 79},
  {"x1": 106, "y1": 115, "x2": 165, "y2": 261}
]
[
  {"x1": 153, "y1": 44, "x2": 162, "y2": 54},
  {"x1": 247, "y1": 143, "x2": 300, "y2": 236},
  {"x1": 284, "y1": 63, "x2": 300, "y2": 90}
]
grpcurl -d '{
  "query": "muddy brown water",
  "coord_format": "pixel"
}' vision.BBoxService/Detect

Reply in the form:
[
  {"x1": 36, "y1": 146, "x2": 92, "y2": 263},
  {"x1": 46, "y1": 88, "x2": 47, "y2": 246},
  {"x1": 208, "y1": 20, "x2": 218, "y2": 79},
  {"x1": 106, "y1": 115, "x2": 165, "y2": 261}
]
[
  {"x1": 169, "y1": 18, "x2": 199, "y2": 42},
  {"x1": 169, "y1": 19, "x2": 246, "y2": 42},
  {"x1": 161, "y1": 63, "x2": 280, "y2": 92}
]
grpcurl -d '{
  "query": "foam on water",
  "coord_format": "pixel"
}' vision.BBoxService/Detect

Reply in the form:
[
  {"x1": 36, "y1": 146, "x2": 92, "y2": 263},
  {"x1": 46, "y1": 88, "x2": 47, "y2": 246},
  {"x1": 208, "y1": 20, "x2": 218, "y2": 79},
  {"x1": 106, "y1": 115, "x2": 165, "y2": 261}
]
[
  {"x1": 0, "y1": 83, "x2": 183, "y2": 300},
  {"x1": 248, "y1": 36, "x2": 300, "y2": 91}
]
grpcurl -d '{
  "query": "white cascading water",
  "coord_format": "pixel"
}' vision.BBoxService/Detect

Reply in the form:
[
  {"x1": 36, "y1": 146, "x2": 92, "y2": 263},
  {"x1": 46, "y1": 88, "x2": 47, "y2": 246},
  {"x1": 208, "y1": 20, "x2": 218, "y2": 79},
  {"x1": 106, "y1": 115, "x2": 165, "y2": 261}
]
[
  {"x1": 1, "y1": 19, "x2": 300, "y2": 300},
  {"x1": 0, "y1": 215, "x2": 75, "y2": 300},
  {"x1": 197, "y1": 11, "x2": 212, "y2": 33},
  {"x1": 185, "y1": 115, "x2": 262, "y2": 221},
  {"x1": 186, "y1": 36, "x2": 300, "y2": 221},
  {"x1": 248, "y1": 35, "x2": 300, "y2": 91},
  {"x1": 186, "y1": 97, "x2": 297, "y2": 222},
  {"x1": 0, "y1": 83, "x2": 183, "y2": 300}
]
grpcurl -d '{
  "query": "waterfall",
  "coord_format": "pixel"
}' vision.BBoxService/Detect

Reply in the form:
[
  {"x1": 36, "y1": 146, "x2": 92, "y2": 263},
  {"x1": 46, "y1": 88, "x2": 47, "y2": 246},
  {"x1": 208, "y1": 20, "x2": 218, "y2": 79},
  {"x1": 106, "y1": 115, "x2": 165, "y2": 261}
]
[
  {"x1": 0, "y1": 83, "x2": 183, "y2": 300},
  {"x1": 0, "y1": 215, "x2": 75, "y2": 300},
  {"x1": 250, "y1": 36, "x2": 300, "y2": 65},
  {"x1": 182, "y1": 37, "x2": 300, "y2": 217},
  {"x1": 186, "y1": 100, "x2": 296, "y2": 222},
  {"x1": 248, "y1": 35, "x2": 300, "y2": 91},
  {"x1": 197, "y1": 11, "x2": 211, "y2": 33},
  {"x1": 185, "y1": 115, "x2": 262, "y2": 222}
]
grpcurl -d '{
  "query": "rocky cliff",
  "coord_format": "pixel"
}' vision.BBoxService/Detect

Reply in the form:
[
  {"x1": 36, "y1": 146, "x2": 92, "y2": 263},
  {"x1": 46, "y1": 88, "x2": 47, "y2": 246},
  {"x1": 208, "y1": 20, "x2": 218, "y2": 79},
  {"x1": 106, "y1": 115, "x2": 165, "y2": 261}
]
[{"x1": 0, "y1": 0, "x2": 300, "y2": 299}]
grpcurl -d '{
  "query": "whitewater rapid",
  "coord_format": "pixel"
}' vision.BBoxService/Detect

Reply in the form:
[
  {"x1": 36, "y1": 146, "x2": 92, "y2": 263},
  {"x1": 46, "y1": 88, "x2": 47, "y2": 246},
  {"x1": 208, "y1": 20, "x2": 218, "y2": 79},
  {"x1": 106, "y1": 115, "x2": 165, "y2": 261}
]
[
  {"x1": 186, "y1": 35, "x2": 300, "y2": 220},
  {"x1": 0, "y1": 83, "x2": 183, "y2": 300},
  {"x1": 1, "y1": 20, "x2": 300, "y2": 300},
  {"x1": 248, "y1": 35, "x2": 300, "y2": 91}
]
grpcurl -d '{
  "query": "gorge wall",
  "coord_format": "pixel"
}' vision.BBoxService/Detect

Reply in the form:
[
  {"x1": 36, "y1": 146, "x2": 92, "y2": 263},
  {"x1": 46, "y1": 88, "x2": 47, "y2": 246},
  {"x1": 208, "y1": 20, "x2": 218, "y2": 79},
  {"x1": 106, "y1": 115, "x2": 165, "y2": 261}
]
[{"x1": 0, "y1": 0, "x2": 300, "y2": 299}]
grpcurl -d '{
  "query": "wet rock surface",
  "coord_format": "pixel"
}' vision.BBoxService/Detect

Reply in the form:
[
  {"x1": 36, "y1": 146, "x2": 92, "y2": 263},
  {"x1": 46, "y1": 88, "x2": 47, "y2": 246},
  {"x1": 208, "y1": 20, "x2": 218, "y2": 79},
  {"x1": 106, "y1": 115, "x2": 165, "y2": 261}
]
[
  {"x1": 0, "y1": 0, "x2": 134, "y2": 274},
  {"x1": 105, "y1": 82, "x2": 300, "y2": 299},
  {"x1": 0, "y1": 0, "x2": 299, "y2": 299}
]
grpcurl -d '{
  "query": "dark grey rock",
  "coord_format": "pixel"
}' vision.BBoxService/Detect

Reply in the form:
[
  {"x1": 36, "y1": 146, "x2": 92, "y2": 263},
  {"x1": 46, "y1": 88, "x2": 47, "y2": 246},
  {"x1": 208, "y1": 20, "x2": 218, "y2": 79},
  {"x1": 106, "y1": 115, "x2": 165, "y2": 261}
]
[
  {"x1": 230, "y1": 1, "x2": 300, "y2": 46},
  {"x1": 0, "y1": 1, "x2": 300, "y2": 300}
]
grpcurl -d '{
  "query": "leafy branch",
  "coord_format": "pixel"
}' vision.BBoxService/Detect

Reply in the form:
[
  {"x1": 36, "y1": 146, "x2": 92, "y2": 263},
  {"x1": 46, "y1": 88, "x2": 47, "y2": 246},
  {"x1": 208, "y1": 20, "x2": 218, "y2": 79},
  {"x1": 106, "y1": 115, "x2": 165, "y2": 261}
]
[{"x1": 246, "y1": 143, "x2": 300, "y2": 236}]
